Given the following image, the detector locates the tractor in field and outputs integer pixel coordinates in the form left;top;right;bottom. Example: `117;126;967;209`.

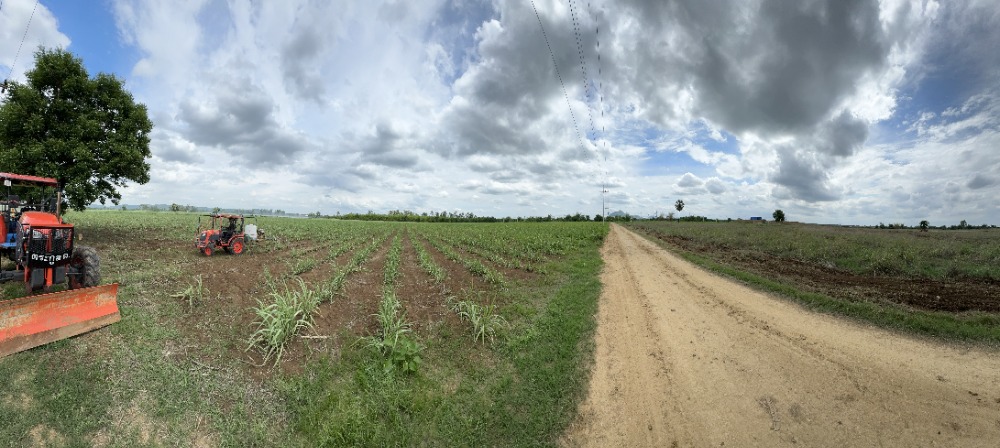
0;172;120;358
195;213;260;256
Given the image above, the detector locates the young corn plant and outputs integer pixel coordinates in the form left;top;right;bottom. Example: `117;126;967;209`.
375;292;408;347
362;291;423;374
291;257;317;275
428;237;505;285
412;238;447;283
327;238;359;261
448;297;508;345
383;234;402;288
326;234;386;298
171;275;208;309
247;278;321;364
261;267;279;292
361;234;422;374
328;269;351;297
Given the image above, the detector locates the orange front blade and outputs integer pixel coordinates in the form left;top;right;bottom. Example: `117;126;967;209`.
0;283;120;358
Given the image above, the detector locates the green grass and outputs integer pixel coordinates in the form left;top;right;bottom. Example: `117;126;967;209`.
487;249;604;445
1;298;287;447
0;352;114;446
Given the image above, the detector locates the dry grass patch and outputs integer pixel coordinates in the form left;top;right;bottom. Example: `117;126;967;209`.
29;425;66;448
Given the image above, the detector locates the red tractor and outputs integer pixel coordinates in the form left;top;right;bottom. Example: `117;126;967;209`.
0;172;120;358
195;213;256;256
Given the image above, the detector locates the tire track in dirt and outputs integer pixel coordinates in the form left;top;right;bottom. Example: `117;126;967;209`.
564;224;1000;447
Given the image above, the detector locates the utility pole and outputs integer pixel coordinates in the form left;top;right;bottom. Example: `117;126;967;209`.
602;182;607;222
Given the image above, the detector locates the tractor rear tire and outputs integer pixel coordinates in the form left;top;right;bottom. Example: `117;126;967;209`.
231;238;245;255
68;246;101;289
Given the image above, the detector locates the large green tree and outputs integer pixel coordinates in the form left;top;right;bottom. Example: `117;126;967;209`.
0;48;152;211
773;209;785;222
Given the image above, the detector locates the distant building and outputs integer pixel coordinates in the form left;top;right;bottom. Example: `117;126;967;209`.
750;216;763;221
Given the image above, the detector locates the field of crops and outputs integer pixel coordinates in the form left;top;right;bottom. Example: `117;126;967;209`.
1;211;608;446
628;220;1000;342
632;220;1000;280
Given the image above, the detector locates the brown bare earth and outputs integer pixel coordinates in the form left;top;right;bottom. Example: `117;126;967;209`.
640;229;1000;312
158;228;520;378
564;224;1000;447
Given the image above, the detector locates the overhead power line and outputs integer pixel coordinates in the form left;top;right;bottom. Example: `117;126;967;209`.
589;2;610;221
530;0;586;152
531;1;612;221
4;0;40;87
572;0;611;221
568;0;597;139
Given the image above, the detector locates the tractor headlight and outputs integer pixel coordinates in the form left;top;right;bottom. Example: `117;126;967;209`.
32;229;44;239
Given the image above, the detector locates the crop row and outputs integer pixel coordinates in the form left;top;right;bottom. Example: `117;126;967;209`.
420;233;506;285
247;228;391;362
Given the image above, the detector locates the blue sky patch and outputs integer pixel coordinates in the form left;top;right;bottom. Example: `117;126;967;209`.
617;121;721;177
43;0;135;79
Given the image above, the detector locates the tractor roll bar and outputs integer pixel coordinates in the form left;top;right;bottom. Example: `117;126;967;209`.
0;173;59;187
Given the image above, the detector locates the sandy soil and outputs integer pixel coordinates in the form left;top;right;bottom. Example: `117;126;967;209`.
564;224;1000;447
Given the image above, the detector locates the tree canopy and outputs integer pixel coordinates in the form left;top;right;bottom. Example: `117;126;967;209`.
0;48;152;211
773;209;785;222
674;199;685;213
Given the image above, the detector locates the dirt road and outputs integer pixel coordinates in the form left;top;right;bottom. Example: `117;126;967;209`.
564;224;1000;447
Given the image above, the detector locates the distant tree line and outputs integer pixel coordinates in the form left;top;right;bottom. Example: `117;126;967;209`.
333;210;623;223
876;220;996;230
647;214;714;222
119;204;290;216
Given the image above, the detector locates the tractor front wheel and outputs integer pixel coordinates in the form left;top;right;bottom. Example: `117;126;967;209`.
230;238;245;255
68;246;101;289
202;245;213;257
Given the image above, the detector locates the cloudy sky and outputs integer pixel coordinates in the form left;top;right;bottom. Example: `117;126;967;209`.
1;0;998;224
